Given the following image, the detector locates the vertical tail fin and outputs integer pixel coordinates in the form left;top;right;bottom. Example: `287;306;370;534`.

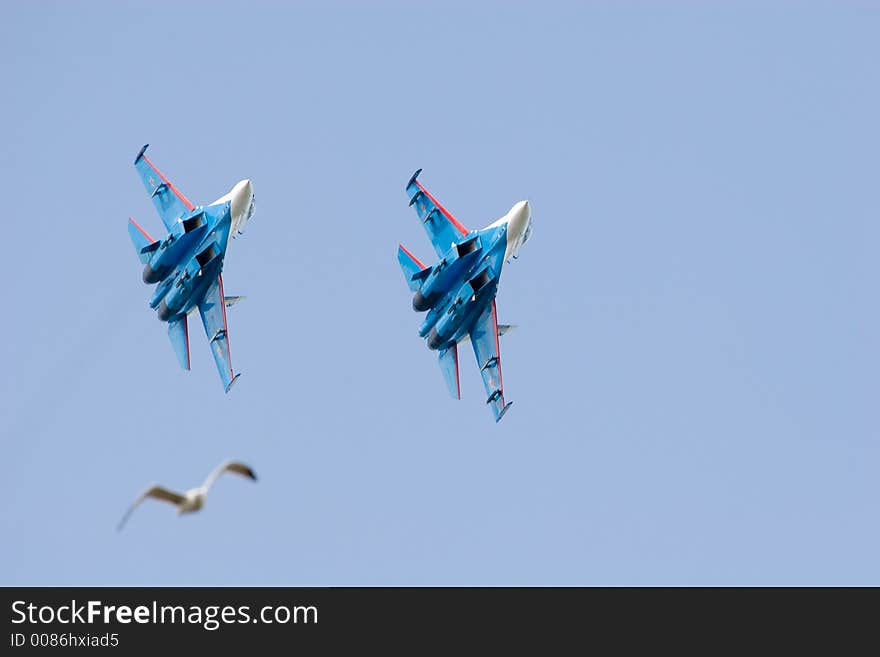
128;218;159;265
397;244;430;292
167;315;191;371
438;343;461;399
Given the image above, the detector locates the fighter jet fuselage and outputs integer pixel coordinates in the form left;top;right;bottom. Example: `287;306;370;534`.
127;145;255;392
397;169;531;421
414;201;530;350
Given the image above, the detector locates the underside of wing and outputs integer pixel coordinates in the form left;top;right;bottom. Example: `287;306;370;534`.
468;300;512;422
117;485;185;531
405;169;469;257
134;144;195;231
144;485;186;506
198;275;240;393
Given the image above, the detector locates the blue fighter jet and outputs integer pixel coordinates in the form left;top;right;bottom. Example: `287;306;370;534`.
397;170;532;422
127;145;255;392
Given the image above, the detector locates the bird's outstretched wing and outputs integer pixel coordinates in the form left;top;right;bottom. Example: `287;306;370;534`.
202;460;258;493
117;485;186;531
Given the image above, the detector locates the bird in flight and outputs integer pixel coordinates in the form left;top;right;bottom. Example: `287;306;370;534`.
118;460;257;531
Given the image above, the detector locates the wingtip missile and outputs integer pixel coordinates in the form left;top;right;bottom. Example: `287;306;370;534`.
407;168;423;189
135;144;149;164
496;402;513;422
224;373;241;393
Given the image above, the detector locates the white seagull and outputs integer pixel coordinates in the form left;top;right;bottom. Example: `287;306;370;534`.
118;460;257;530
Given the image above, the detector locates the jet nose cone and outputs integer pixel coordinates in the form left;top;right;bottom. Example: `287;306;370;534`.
514;200;530;222
235;179;252;202
230;179;255;233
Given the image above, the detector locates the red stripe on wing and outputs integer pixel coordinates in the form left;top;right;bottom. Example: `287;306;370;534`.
415;180;469;236
491;299;504;405
142;154;195;212
183;313;191;370
452;342;461;400
218;275;233;377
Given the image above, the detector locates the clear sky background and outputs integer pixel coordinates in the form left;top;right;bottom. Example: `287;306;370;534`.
2;1;878;585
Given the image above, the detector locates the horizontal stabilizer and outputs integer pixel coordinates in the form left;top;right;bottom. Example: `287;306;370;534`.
167;315;191;371
397;244;428;292
224;295;245;308
438;343;461;400
128;218;159;265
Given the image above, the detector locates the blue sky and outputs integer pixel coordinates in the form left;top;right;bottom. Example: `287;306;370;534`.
2;1;878;585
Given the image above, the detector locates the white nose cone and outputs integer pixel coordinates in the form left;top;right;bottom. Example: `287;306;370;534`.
230;179;254;234
504;200;531;261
